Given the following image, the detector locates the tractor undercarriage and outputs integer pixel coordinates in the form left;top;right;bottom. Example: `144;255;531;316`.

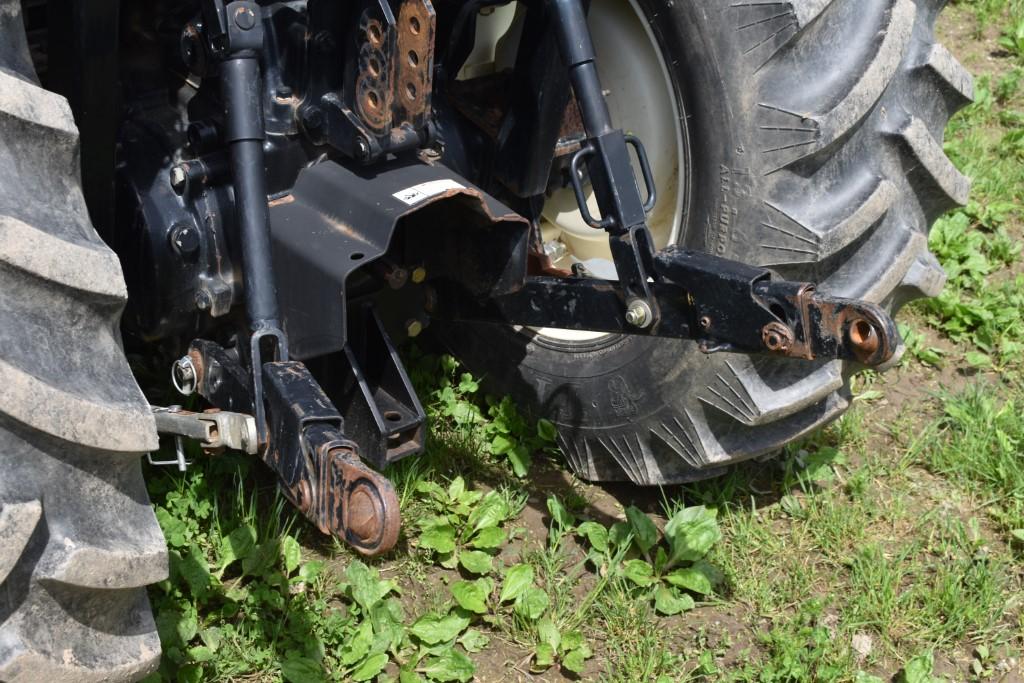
41;0;902;555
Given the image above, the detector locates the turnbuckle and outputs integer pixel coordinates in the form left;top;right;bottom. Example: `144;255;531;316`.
549;0;662;326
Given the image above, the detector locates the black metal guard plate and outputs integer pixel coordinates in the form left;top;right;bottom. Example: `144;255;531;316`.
269;159;528;359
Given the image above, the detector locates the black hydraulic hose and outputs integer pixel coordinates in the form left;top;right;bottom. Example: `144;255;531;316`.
221;53;280;330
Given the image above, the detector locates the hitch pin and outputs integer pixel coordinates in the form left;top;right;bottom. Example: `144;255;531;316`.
147;405;192;471
147;435;191;472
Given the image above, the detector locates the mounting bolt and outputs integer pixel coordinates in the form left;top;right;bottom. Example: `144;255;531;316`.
194;290;212;311
699;316;711;330
406;319;424;338
354;136;371;161
624;300;653;329
376;262;408;289
233;5;257;30
169;164;188;194
169;223;200;258
410;266;427;284
300;106;324;132
171;356;198;396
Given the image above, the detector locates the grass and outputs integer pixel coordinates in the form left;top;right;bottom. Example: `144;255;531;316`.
140;1;1024;680
910;384;1024;539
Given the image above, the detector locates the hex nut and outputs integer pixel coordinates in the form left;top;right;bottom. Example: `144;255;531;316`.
625;300;653;328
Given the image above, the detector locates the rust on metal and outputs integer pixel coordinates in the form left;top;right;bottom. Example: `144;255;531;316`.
187;347;206;387
356;0;436;135
847;318;880;357
761;321;794;353
316;440;400;556
761;285;899;365
254;361;403;556
395;0;436;126
270;431;400;556
356;12;393;132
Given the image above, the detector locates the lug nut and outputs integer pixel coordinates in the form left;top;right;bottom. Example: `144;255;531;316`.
625;300;653;329
410;266;427;284
172;356;198;396
406;319;423;338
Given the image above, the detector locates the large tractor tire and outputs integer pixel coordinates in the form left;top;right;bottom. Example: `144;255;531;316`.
0;2;167;680
441;0;972;484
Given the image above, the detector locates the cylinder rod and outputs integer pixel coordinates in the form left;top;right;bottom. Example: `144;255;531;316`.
221;52;280;329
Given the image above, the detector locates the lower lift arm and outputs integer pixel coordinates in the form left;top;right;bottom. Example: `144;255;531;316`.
447;247;899;366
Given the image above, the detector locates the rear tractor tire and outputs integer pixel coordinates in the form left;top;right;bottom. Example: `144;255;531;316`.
0;2;167;680
440;0;972;484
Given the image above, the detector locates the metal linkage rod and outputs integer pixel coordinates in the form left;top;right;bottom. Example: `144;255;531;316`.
550;0;613;138
202;0;289;445
217;1;282;333
548;0;660;327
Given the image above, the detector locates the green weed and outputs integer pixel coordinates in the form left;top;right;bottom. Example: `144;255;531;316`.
999;13;1024;59
413;475;525;574
594;582;688;682
405;352;557;478
144;456;402;682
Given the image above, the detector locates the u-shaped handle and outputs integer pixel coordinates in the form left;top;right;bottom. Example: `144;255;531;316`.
624;134;657;215
569;144;615;230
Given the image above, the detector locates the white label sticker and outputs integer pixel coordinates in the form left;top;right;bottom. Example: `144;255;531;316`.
392;179;465;206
